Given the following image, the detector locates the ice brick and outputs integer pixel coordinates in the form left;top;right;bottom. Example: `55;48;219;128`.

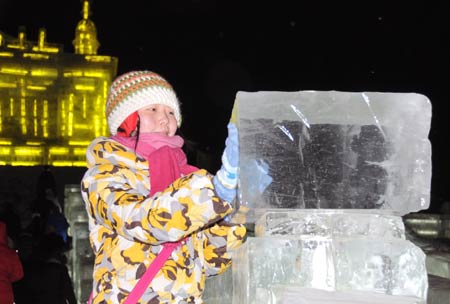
203;268;233;304
255;209;405;239
269;287;425;304
232;237;427;303
334;238;428;298
235;91;431;221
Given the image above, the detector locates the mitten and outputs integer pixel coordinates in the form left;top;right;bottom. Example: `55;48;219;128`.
213;123;239;203
247;159;272;194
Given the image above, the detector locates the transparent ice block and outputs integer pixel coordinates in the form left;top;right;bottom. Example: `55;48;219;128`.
203;268;233;304
255;209;405;239
269;287;425;304
234;91;432;222
232;237;427;303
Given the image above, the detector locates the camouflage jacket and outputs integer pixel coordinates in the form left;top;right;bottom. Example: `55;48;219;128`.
81;137;245;303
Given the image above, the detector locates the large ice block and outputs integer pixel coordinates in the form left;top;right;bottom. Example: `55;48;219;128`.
203;268;233;304
232;237;428;303
269;287;425;304
255;209;405;239
334;237;428;297
234;91;431;221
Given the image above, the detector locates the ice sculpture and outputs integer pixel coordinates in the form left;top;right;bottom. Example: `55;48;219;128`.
202;91;432;304
232;237;427;303
268;287;425;304
235;91;431;221
255;210;406;239
64;185;94;304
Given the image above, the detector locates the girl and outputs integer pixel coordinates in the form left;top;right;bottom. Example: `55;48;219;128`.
81;70;244;303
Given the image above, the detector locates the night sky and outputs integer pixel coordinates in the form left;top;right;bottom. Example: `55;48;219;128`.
0;0;449;211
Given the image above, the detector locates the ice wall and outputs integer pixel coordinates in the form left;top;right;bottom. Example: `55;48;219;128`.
236;91;432;221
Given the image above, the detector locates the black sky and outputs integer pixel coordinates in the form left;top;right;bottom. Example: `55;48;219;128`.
0;0;449;211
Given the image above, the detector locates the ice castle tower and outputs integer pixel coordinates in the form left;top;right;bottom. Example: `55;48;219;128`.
205;91;431;304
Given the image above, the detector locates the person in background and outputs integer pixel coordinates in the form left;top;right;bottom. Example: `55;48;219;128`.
45;189;71;249
31;166;62;244
19;232;77;304
81;70;245;303
0;221;24;304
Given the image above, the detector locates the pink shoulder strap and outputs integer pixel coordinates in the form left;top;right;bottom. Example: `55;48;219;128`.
88;241;182;304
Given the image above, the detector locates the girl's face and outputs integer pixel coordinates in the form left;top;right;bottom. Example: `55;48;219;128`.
137;104;178;136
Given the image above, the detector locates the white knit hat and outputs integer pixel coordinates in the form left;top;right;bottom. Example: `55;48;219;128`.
105;71;181;135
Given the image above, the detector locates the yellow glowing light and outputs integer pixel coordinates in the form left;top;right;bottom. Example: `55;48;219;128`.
27;85;47;91
82;95;87;118
0;1;117;168
31;68;58;77
33;99;38;136
20;98;27;135
20;117;27;135
23;53;50;60
40;80;55;86
63;71;83;77
68;140;91;146
103;80;108;98
15;147;43;156
75;84;95;91
0;147;11;155
9;98;14;116
0;161;6;166
31;46;60;54
26;141;43;146
49;147;69;155
73;147;87;156
1;67;28;75
84;70;105;78
95;95;101;108
43;100;49;138
68;96;74;136
94;115;100;137
6;43;26;50
85;55;111;63
0;52;14;57
74;123;89;129
11;161;40;166
73;161;87;167
61;99;66;136
0;83;17;88
52;161;74;167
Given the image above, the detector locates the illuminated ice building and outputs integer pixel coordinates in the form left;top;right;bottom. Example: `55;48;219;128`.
0;0;118;167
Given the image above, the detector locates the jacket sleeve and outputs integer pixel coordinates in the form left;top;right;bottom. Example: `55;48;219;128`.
202;220;246;277
81;161;233;245
10;252;24;283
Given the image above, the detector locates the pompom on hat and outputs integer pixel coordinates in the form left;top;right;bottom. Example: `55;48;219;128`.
105;71;182;136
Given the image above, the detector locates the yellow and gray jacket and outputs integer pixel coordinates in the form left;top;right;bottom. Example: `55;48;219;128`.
81;136;246;303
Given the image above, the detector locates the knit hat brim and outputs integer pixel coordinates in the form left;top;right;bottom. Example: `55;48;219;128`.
108;86;181;135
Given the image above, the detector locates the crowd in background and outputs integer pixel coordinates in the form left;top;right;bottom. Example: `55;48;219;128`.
0;165;77;304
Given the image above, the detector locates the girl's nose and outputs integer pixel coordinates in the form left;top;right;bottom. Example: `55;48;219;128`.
159;112;168;125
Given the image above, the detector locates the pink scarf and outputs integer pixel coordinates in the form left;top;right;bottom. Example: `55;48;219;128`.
111;134;198;195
